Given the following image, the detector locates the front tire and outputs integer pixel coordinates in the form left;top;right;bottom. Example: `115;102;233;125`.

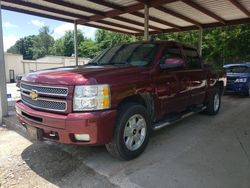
205;87;221;115
106;103;151;160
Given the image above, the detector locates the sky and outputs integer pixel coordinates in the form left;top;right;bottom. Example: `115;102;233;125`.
2;10;97;51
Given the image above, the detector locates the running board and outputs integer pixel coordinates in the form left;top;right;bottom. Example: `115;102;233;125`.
152;106;207;131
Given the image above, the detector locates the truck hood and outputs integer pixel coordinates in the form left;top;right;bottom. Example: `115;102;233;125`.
21;65;144;85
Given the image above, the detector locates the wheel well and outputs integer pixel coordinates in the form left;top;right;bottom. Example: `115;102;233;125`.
117;94;155;122
118;95;147;109
215;81;224;95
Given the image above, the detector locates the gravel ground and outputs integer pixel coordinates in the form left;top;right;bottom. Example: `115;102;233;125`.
0;95;250;188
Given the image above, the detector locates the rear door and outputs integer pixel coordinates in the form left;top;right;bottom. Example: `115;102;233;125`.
183;47;206;106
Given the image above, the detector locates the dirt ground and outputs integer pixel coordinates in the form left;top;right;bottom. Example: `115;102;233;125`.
1;95;250;188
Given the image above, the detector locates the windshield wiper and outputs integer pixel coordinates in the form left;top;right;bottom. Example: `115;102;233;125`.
107;61;130;65
87;61;99;65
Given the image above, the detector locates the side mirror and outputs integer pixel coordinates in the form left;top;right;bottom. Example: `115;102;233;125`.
160;58;184;69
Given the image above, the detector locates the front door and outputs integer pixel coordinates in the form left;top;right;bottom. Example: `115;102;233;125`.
154;45;188;119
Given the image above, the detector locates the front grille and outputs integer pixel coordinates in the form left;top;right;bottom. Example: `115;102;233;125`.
20;82;68;112
227;77;237;84
21;93;67;112
20;83;68;96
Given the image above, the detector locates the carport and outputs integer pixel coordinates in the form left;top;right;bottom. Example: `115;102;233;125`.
1;0;250;123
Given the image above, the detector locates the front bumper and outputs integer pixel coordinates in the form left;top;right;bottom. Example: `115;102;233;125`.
16;100;117;145
226;82;249;93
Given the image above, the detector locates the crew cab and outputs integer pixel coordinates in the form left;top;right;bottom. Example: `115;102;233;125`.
224;63;250;96
16;41;226;160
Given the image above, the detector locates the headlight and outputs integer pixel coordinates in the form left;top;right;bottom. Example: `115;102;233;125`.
235;78;247;83
73;84;110;111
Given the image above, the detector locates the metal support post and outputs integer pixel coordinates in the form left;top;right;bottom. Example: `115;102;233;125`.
74;20;78;66
0;6;8;124
198;27;203;56
144;4;149;41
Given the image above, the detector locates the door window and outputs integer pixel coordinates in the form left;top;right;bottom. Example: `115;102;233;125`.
160;46;184;68
183;48;201;69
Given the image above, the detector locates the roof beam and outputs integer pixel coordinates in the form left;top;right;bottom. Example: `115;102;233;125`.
181;0;226;24
78;0;179;24
97;20;144;33
130;12;181;30
2;0;89;21
156;6;202;27
42;0;163;32
84;23;135;35
228;0;250;17
113;16;163;31
43;0;105;16
90;0;125;11
1;5;74;23
138;0;179;6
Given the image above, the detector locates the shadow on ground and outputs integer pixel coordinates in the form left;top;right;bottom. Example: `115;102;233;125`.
21;142;118;187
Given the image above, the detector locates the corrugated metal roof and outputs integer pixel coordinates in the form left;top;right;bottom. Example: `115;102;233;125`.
239;0;250;12
149;8;193;27
67;0;113;12
192;0;247;20
164;1;217;24
1;0;250;35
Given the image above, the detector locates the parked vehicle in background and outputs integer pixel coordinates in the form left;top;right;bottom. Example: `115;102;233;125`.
16;41;226;160
224;63;250;96
16;75;23;88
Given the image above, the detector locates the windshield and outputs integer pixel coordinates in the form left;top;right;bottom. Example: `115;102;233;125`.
226;66;250;73
89;43;158;67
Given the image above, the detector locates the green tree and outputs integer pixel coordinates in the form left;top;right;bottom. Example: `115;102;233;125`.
96;29;135;50
7;35;35;60
32;26;54;59
79;39;99;58
51;30;85;57
50;38;64;56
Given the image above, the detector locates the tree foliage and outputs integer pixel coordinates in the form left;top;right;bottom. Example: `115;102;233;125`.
7;35;35;60
95;29;135;50
79;39;99;58
51;30;85;57
32;26;54;59
7;26;54;60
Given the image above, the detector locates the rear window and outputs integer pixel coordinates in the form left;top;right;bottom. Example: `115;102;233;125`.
226;66;250;73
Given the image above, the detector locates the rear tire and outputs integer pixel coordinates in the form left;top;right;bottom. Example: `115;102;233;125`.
205;87;221;115
106;103;151;160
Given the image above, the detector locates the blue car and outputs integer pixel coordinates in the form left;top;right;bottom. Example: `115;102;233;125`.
224;63;250;96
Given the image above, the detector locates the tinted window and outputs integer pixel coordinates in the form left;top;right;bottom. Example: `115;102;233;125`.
160;46;183;64
184;48;201;69
90;43;158;67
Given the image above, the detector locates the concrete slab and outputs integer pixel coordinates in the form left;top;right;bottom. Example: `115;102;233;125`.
1;95;250;188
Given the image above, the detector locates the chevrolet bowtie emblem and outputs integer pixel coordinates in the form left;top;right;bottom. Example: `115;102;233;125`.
30;90;38;100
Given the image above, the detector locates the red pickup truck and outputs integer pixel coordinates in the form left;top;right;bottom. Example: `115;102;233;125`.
16;41;226;160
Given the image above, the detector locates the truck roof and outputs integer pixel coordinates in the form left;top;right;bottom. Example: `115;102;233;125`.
119;40;197;50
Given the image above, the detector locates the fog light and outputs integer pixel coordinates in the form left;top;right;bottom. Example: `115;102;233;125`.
74;134;90;141
16;107;21;115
